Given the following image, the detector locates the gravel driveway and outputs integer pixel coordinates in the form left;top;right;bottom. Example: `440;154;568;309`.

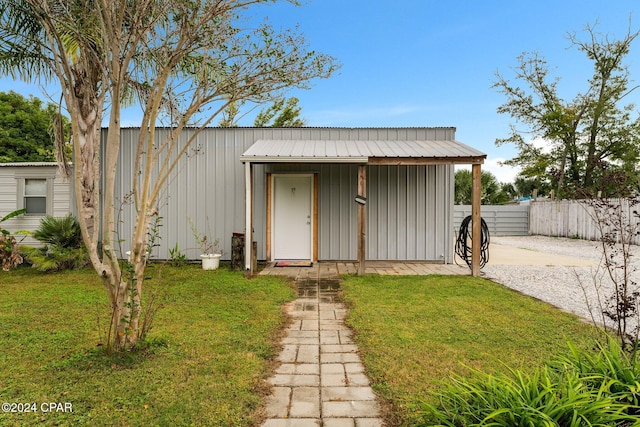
482;235;640;333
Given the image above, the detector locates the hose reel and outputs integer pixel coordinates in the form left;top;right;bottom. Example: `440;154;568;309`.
455;215;490;270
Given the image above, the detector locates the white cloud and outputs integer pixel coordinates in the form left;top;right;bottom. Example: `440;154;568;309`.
530;136;553;153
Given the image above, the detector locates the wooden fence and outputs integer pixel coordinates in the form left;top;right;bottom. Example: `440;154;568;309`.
529;199;640;244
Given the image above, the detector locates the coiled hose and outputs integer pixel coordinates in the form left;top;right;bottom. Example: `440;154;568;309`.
455;215;490;270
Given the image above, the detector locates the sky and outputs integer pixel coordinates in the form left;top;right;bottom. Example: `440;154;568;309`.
1;0;639;183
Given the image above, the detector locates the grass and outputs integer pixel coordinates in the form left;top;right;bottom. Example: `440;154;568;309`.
0;266;609;426
0;264;295;426
341;274;602;426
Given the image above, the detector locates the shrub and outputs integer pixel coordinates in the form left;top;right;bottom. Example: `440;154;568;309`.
23;245;89;272
23;214;88;272
33;213;83;249
0;209;27;271
425;340;640;426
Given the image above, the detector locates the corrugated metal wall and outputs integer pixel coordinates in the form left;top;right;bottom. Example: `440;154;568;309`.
453;204;530;236
108;127;455;262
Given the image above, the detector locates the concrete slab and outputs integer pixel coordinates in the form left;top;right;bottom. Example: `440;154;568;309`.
296;345;319;364
263;419;321;427
322;387;377;401
265;387;291;418
320;330;340;345
322;344;359;353
290;387;320;418
269;374;320;387
321;373;348;387
321;363;346;374
277;364;319;375
321;353;362;364
355;419;385;427
487;243;596;266
323;420;355;427
322;401;381;417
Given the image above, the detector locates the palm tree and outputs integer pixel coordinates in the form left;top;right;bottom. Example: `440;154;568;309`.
0;0;106;235
0;0;115;345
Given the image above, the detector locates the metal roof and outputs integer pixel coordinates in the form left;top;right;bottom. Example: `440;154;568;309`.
0;162;60;167
240;139;486;164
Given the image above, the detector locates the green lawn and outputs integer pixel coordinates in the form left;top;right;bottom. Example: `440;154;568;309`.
0;264;295;426
341;274;602;426
1;266;605;426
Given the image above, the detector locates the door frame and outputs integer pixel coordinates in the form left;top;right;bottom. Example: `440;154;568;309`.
266;173;318;262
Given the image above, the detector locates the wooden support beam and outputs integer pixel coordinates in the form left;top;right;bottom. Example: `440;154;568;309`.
357;165;367;275
471;163;481;277
244;162;254;275
367;156;486;166
265;173;271;261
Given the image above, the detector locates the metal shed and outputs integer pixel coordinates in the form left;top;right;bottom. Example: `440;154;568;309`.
110;127;486;275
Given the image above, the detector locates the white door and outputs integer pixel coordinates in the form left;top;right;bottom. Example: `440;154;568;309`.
273;175;312;260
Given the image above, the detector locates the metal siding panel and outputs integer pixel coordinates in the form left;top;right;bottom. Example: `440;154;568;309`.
427;165;438;261
319;164;332;259
434;165;446;261
362;164;450;261
387;167;398;259
341;165;356;259
406;166;417;258
367;166;378;259
368;166;379;259
376;166;389;259
396;166;407;259
415;166;426;259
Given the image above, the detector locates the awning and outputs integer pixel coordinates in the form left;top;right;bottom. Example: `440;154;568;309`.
240;139;486;164
241;137;486;278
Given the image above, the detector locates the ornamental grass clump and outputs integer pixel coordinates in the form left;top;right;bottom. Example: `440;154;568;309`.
551;340;640;416
425;339;640;426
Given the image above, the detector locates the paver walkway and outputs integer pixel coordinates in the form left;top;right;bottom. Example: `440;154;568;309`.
261;266;385;426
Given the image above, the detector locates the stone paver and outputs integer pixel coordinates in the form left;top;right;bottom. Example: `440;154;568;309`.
261;267;385;426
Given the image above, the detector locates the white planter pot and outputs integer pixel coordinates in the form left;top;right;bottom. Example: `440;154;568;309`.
201;253;222;270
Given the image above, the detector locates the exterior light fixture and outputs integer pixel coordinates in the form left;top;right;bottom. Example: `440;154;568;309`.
354;195;367;205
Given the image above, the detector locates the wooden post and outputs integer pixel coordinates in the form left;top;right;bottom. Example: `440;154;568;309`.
357;165;367;275
471;163;481;277
244;162;254;275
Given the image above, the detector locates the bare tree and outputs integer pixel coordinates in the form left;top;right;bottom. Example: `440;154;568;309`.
580;194;640;349
0;0;338;352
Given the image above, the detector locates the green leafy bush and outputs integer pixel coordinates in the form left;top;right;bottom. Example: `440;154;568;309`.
425;340;640;426
23;214;88;272
23;245;89;272
32;213;83;248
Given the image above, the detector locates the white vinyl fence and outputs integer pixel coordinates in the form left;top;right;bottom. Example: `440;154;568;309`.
529;199;640;245
454;205;530;236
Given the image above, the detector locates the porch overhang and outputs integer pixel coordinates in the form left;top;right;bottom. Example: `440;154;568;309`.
241;139;487;277
239;139;486;165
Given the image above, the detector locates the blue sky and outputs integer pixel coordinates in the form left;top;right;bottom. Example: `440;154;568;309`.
1;0;639;182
